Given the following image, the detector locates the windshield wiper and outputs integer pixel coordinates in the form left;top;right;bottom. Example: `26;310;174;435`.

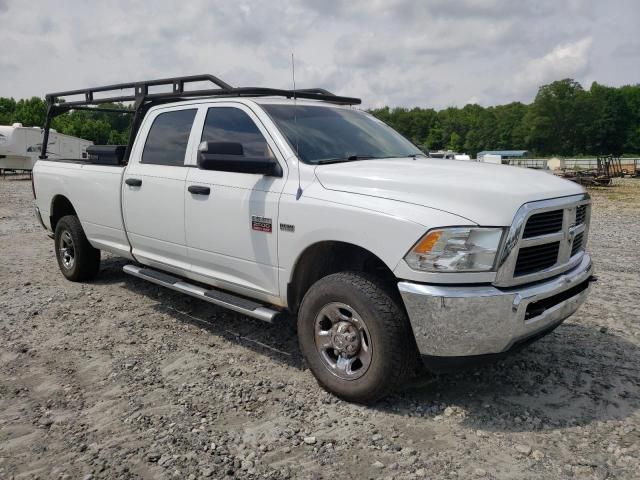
315;155;375;165
315;153;426;164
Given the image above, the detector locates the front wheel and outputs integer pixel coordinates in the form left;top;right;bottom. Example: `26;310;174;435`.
54;215;101;281
297;272;416;403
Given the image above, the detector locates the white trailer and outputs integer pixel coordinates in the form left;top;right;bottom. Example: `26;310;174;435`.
479;154;503;164
0;123;92;172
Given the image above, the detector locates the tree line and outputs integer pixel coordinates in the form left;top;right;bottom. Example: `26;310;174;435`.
1;78;639;157
372;79;640;157
0;97;131;145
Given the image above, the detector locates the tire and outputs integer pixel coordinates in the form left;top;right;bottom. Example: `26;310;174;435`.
297;271;416;403
54;215;101;282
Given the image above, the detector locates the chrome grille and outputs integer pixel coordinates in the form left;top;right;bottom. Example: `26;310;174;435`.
571;232;584;256
495;194;591;287
522;210;563;238
514;241;560;276
575;205;587;225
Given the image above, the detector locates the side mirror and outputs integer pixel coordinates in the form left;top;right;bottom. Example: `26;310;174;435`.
197;141;282;176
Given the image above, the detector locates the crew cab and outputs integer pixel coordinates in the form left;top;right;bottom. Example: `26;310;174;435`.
32;75;595;403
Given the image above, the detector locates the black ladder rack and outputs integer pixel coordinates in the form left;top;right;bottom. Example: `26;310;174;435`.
40;73;361;161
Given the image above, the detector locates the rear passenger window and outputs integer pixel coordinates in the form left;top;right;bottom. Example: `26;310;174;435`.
201;107;273;159
142;109;197;166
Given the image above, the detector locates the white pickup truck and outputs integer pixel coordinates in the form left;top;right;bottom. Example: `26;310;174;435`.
33;75;594;403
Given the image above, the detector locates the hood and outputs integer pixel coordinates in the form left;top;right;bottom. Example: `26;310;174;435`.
315;158;585;226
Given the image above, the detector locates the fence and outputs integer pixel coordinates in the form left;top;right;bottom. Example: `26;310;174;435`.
503;157;640;173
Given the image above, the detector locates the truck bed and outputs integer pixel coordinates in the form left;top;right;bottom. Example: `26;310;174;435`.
33;159;133;259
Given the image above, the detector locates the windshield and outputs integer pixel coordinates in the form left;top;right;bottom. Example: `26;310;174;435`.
262;104;424;164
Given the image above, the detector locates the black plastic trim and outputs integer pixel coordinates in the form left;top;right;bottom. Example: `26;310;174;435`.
187;185;210;195
524;278;590;320
125;178;142;187
421;319;565;373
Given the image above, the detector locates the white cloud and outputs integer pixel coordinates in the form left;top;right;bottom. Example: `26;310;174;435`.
512;38;593;96
0;0;637;108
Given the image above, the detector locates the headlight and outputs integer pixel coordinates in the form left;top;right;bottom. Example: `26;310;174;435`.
404;227;504;272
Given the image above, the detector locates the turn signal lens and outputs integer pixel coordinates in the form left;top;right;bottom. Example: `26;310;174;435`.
413;230;442;254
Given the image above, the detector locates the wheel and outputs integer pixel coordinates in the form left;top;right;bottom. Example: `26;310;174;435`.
297;271;416;403
54;215;100;281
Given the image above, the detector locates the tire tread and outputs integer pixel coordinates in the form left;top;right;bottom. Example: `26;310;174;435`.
298;271;416;403
55;215;100;282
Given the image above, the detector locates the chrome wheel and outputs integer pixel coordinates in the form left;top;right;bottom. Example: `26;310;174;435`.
314;302;373;380
59;230;75;269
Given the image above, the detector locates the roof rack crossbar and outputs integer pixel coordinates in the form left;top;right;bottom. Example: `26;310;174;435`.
51;87;359;109
45;74;233;102
62;106;135;114
40;73;361;160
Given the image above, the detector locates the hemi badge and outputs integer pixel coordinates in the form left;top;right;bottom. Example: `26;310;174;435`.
280;223;295;233
251;215;272;233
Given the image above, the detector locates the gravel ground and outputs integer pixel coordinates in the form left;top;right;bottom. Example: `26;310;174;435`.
1;175;639;480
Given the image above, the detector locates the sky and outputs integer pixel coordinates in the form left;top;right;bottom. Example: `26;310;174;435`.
1;0;638;109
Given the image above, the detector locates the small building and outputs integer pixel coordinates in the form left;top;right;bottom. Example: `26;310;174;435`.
546;157;564;171
477;150;529;162
428;150;471;161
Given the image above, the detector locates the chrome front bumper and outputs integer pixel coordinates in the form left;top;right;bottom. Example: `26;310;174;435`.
398;254;594;357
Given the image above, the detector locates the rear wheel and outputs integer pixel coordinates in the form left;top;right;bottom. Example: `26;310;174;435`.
297;271;416;403
54;215;100;281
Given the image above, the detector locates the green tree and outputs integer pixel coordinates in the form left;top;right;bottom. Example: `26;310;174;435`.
370;80;640;158
12;97;47;127
0;97;16;125
425;124;445;151
586;82;631;155
447;132;462;151
51;103;132;145
620;84;640;153
526;79;590;156
493;102;528;150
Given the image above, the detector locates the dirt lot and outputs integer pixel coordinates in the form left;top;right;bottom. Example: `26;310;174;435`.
1;176;639;480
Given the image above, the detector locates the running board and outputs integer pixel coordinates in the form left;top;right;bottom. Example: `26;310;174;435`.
123;264;281;323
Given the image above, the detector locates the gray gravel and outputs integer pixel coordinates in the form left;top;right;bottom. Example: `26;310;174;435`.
1;174;639;479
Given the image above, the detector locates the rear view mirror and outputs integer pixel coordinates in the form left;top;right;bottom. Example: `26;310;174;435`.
197;141;282;176
200;141;244;156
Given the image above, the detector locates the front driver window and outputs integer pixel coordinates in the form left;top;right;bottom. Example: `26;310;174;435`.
201;107;273;160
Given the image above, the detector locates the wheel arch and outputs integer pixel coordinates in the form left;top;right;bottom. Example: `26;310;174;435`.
50;195;77;232
286;241;397;314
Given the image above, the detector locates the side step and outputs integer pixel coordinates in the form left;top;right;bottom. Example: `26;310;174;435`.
123;265;282;323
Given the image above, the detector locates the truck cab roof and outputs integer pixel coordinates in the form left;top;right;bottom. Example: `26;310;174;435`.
145;96;357;112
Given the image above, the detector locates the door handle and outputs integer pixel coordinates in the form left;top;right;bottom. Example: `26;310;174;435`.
125;178;142;187
188;185;210;195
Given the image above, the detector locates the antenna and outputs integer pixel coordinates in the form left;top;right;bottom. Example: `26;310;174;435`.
292;52;303;200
